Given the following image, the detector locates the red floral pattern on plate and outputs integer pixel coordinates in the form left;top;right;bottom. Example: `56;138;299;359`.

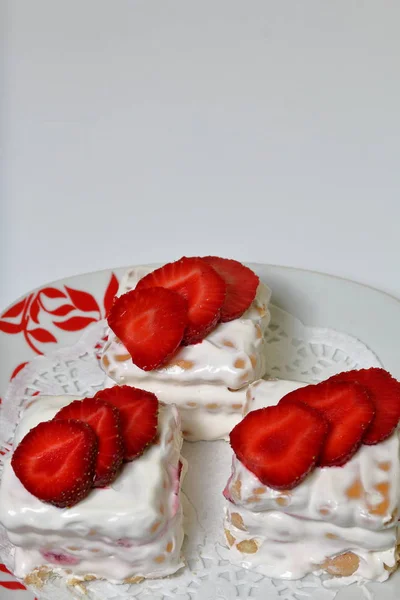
0;273;119;597
0;273;118;356
0;563;37;597
0;564;26;590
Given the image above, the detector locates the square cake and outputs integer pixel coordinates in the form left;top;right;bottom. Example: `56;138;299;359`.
101;260;271;441
0;393;185;584
223;372;400;581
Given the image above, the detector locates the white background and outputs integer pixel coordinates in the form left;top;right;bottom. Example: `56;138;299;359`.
1;0;399;311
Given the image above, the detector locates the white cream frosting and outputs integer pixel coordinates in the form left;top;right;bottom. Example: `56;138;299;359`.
224;379;400;581
100;265;271;441
0;395;186;583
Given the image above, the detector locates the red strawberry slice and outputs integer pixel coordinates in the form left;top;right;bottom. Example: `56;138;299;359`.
54;398;124;487
202;256;260;322
135;257;226;344
280;381;375;467
327;368;400;445
108;287;188;370
11;420;98;508
94;386;158;461
229;401;328;490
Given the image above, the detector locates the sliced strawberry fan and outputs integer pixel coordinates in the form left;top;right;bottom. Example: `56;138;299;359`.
230;368;400;490
106;256;263;370
11;386;160;507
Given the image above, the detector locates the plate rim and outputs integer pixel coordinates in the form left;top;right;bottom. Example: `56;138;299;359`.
2;261;399;315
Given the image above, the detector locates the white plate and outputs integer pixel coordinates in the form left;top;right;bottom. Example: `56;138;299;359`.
1;263;400;599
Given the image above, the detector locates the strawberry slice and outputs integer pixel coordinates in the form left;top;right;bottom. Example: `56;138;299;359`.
202;256;259;322
108;287;188;370
135;257;226;344
54;398;124;487
230;401;327;490
280;381;375;467
327;368;400;445
11;420;98;507
94;386;158;461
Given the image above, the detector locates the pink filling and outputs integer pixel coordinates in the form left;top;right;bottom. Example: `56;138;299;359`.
223;473;234;503
115;538;133;548
169;460;183;517
177;460;183;480
40;550;80;566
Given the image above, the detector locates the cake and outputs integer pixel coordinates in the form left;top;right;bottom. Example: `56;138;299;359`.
0;388;186;584
223;369;400;581
100;257;271;441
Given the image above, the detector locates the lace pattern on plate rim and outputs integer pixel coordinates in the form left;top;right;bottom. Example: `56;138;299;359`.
0;308;391;600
